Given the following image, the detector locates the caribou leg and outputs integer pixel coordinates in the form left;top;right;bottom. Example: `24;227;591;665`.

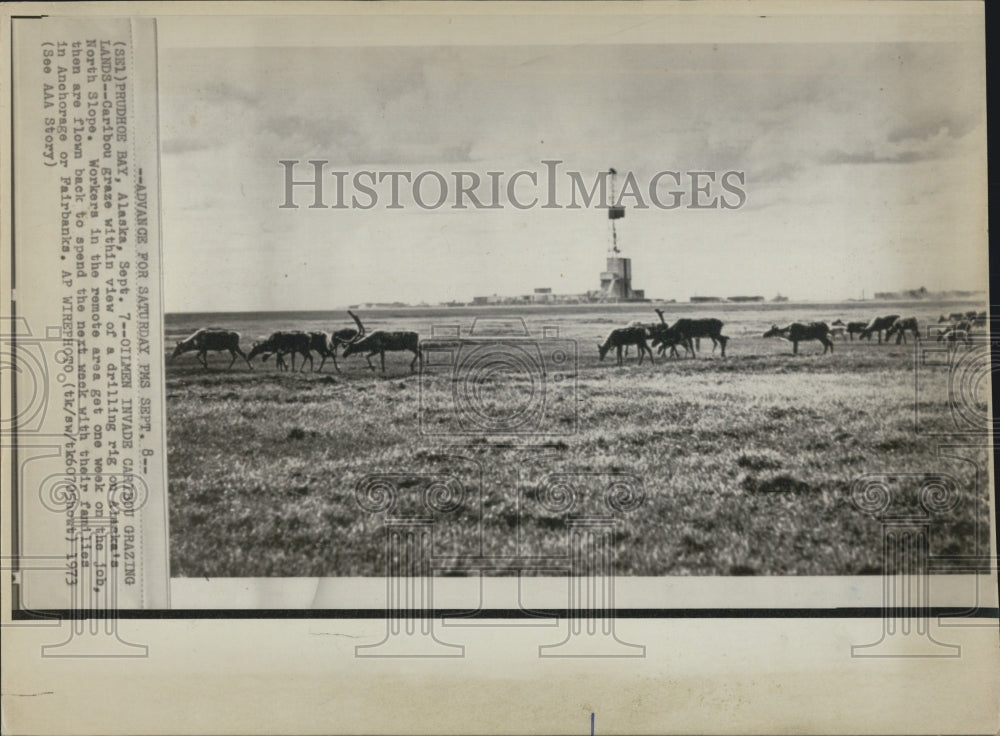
234;346;252;369
380;350;387;374
792;340;799;355
227;350;238;370
365;352;376;371
409;349;419;373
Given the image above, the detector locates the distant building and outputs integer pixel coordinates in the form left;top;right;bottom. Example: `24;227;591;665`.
600;256;631;299
728;295;765;303
532;287;553;304
599;256;645;301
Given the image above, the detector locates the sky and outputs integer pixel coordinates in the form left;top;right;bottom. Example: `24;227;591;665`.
157;10;987;312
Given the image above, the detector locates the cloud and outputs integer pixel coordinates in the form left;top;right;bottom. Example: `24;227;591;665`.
200;81;261;107
751;161;802;184
819;147;943;166
887;113;978;144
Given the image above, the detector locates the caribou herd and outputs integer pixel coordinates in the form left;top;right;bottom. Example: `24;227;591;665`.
171;311;421;374
170;308;989;372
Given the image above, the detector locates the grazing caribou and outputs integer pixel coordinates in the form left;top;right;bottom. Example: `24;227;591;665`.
885;317;919;344
308;331;339;372
828;319;849;340
248;331;314;371
938;326;972;347
940;313;967;323
763;322;834;355
859;315;900;343
620;320;649;357
654;310;728;357
342;331;421;373
170;328;252;370
619;320;686;358
846;321;868;340
648;323;689;358
598;326;654;366
331;310;366;353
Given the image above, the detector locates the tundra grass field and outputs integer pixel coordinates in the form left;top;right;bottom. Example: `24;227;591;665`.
165;300;992;578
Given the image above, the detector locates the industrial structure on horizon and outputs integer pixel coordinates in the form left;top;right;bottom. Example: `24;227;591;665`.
473;168;648;305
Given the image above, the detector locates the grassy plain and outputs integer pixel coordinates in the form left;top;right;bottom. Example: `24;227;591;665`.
165;300;992;577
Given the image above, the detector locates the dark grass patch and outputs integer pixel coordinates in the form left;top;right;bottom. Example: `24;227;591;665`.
736;452;783;471
740;473;813;494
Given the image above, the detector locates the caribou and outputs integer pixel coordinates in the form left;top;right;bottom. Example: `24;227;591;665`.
620;320;687;359
248;331;314;371
937;325;973;347
331;310;366;353
170;328;252;370
598;326;654;366
654;309;728;357
858;315;900;343
846;321;868;340
648;323;689;359
885;317;919;344
308;331;339;372
763;322;834;355
939;313;967;323
342;330;422;373
620;320;651;357
829;319;856;340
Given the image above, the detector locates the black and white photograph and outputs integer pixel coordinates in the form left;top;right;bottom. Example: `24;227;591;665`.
156;12;992;593
3;3;998;735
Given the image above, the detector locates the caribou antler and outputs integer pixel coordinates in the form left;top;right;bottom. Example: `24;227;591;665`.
654;308;667;326
347;310;366;342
